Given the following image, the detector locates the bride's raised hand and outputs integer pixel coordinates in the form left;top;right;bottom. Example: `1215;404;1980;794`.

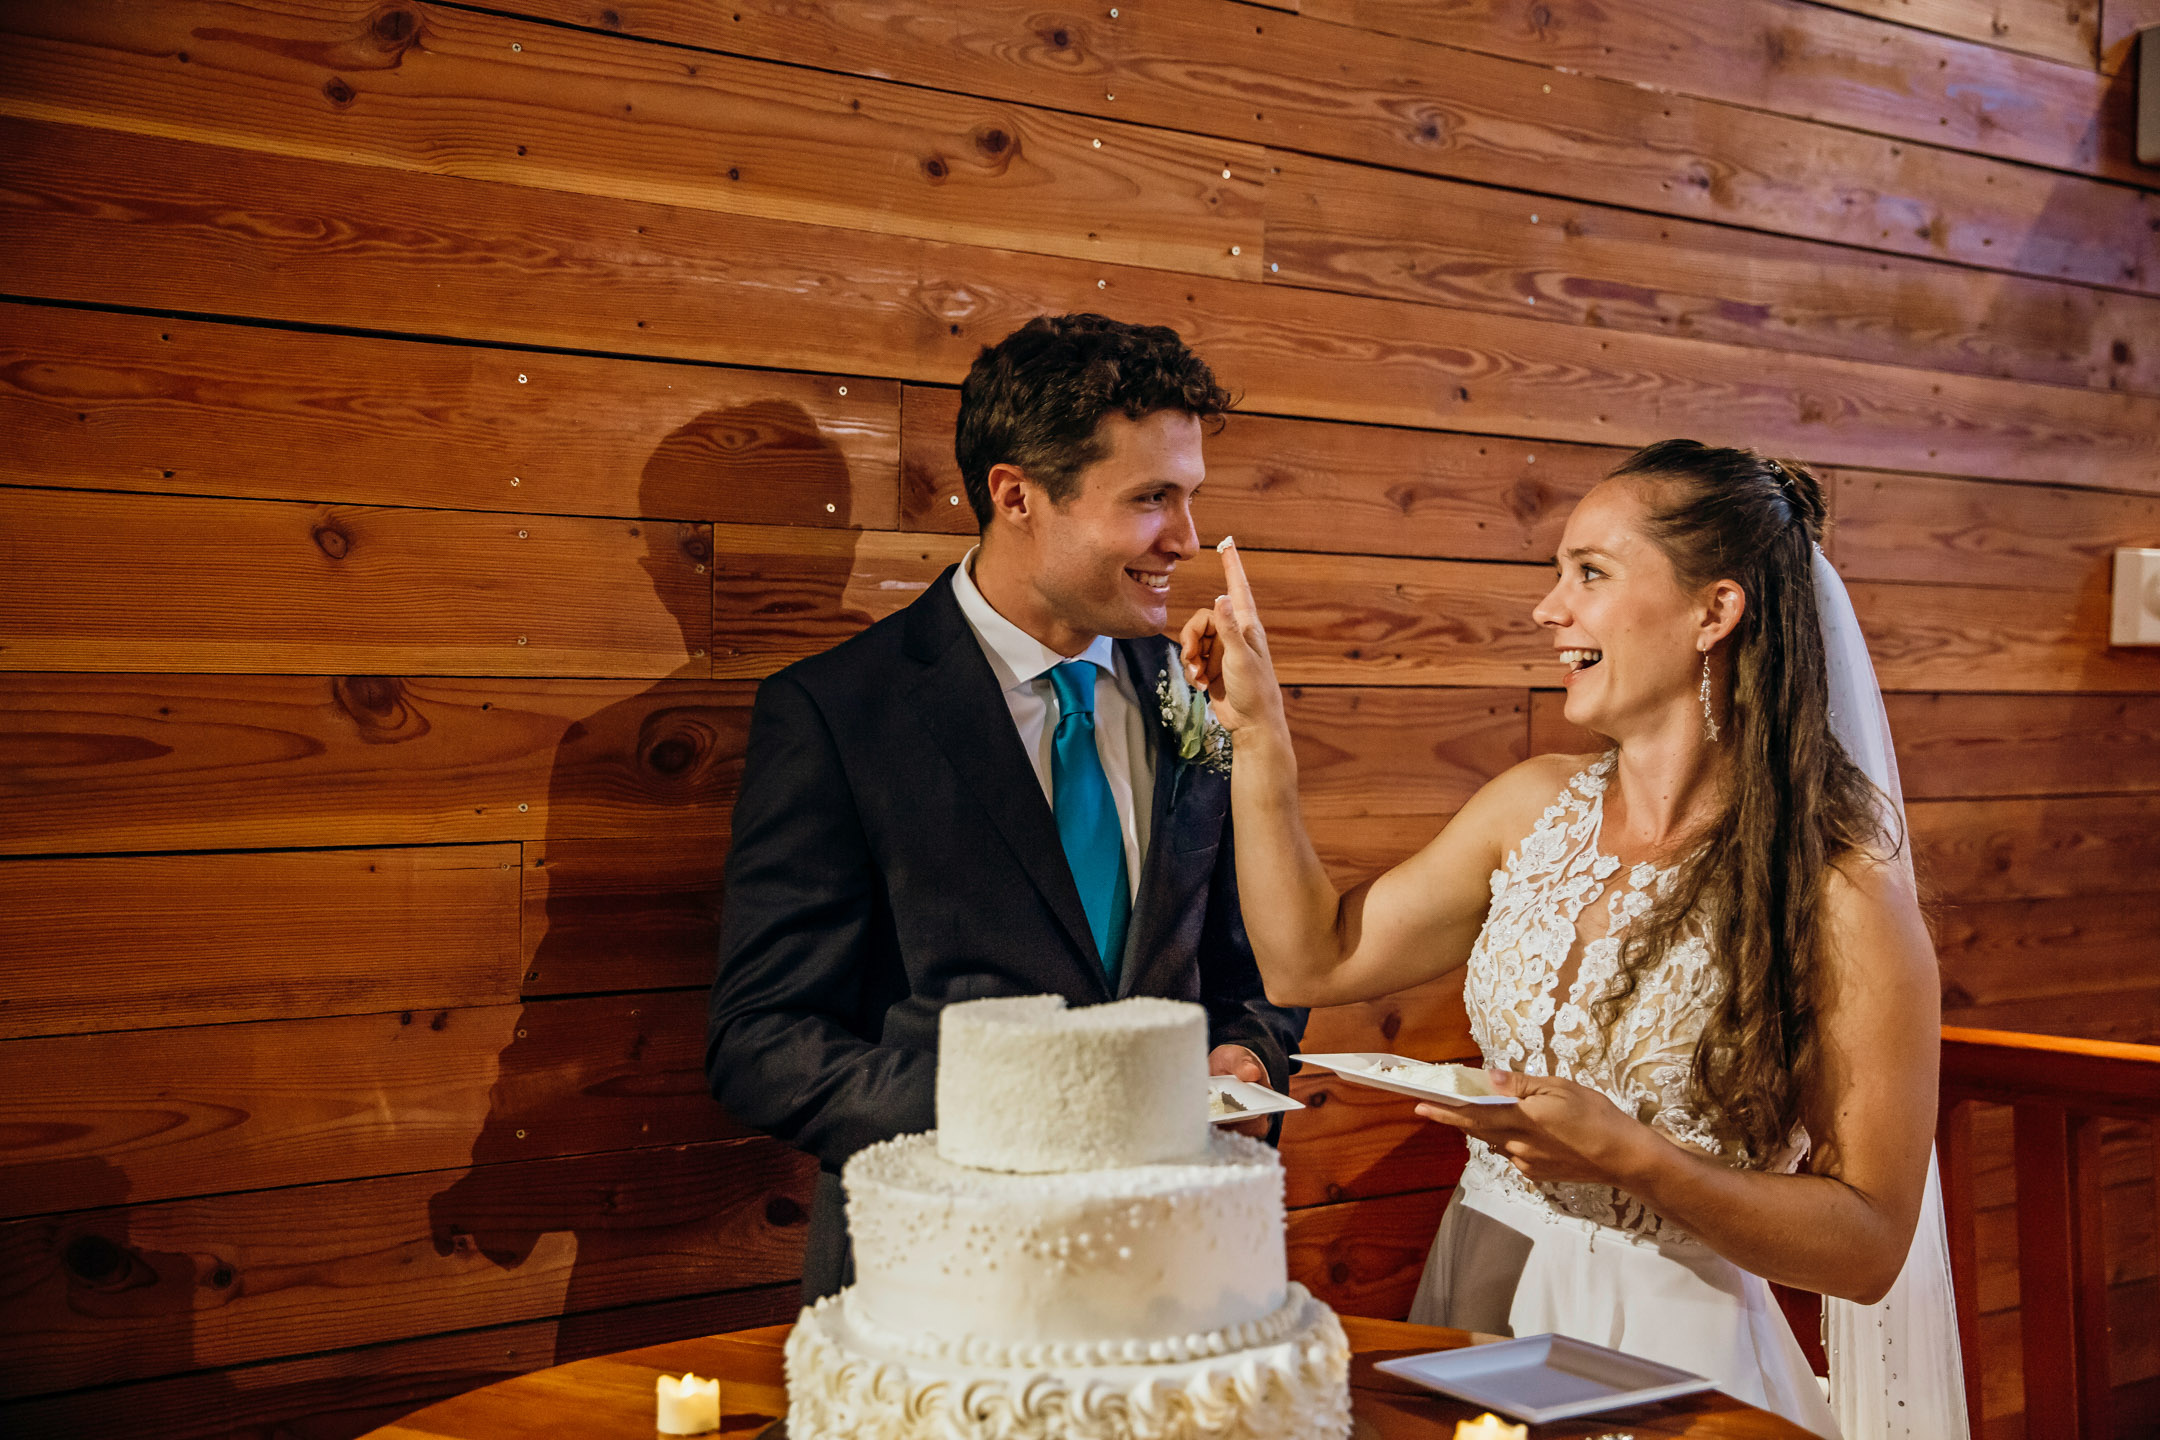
1177;538;1286;737
1414;1071;1660;1188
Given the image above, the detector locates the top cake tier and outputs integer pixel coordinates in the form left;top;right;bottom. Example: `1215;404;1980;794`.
935;995;1210;1173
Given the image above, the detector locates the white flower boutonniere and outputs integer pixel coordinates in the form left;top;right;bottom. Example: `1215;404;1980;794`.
1156;664;1233;774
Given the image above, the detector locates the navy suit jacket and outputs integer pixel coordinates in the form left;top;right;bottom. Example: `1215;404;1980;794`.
707;567;1306;1297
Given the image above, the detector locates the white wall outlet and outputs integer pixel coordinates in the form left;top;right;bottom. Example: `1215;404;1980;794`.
2111;548;2160;646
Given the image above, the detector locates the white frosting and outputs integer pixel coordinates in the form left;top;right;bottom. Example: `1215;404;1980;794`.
935;995;1210;1173
845;1130;1286;1348
786;1285;1354;1440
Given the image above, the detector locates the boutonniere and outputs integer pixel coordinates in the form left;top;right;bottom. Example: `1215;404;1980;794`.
1156;665;1233;774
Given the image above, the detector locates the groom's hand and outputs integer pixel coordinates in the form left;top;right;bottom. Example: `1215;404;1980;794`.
1177;538;1284;735
1209;1043;1272;1138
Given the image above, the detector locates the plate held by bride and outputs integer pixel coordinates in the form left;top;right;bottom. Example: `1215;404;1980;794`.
1293;1053;1520;1106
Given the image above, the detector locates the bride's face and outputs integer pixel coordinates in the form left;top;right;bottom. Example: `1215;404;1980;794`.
1532;479;1711;741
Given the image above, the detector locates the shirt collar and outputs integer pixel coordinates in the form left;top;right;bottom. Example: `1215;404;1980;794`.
952;547;1118;694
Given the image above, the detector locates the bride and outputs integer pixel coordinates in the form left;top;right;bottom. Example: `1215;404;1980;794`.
1180;440;1965;1438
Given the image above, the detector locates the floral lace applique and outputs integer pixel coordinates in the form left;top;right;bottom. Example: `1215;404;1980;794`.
1459;754;1768;1243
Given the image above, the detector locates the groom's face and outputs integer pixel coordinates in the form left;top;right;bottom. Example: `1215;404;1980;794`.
1013;409;1206;641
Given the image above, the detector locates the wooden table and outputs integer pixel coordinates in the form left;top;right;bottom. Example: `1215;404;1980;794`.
369;1316;1812;1439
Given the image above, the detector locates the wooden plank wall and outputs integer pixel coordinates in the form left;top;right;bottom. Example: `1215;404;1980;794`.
0;2;2153;1435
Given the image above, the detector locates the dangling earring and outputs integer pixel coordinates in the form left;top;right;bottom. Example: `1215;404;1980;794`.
1699;647;1720;742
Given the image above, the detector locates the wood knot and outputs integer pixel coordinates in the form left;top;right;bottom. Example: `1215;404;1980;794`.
1047;27;1071;47
1418;121;1441;142
1329;1261;1350;1285
600;7;621;26
646;734;699;776
2113;340;2133;365
1380;1010;1402;1041
975;127;1010;156
323;77;356;107
371;8;420;48
208;1263;236;1289
64;1234;125;1282
765;1196;807;1228
921;156;948;180
677;528;712;566
313;523;350;559
1309;1088;1329;1107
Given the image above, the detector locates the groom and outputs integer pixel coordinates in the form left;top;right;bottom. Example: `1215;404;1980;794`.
708;313;1307;1301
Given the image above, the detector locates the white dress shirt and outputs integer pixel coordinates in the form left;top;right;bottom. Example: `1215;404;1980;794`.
950;549;1154;902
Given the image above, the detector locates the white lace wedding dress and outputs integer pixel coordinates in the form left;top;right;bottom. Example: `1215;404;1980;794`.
1407;753;1841;1438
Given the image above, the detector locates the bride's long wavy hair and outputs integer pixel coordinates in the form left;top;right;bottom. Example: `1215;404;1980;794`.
1593;439;1902;1163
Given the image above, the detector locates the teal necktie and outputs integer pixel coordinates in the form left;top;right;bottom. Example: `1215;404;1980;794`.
1048;661;1130;981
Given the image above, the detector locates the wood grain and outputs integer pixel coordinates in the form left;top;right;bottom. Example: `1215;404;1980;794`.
0;994;738;1218
1302;975;1477;1064
1884;693;2160;798
1851;576;2160;693
0;488;710;677
1297;0;2137;182
2;1285;799;1440
0;0;1264;281
1938;895;2160;1013
8;116;2160;493
0;1135;815;1399
1806;0;2096;69
499;0;2159;295
1280;1071;1468;1210
708;524;1555;686
2100;0;2160;73
0;674;750;856
1832;469;2160;591
1267;149;2160;398
901;382;1614;556
0;302;902;525
1910;794;2160;901
1284;687;1528;821
0;845;521;1039
522;837;724;997
1284;1186;1450;1320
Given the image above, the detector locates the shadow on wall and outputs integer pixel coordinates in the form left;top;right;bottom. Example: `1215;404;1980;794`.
420;401;854;1385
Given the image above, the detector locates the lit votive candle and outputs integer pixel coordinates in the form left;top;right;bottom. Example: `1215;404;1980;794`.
655;1372;720;1435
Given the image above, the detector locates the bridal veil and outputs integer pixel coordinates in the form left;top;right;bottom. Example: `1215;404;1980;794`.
1811;544;1971;1439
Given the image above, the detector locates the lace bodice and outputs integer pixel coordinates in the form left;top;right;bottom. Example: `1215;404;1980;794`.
1460;754;1783;1243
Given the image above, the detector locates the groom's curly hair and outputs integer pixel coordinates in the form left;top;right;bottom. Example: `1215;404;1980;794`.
955;314;1233;528
1597;439;1907;1165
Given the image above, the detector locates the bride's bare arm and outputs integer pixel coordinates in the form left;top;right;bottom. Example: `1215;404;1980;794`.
1181;543;1565;1009
1424;854;1940;1303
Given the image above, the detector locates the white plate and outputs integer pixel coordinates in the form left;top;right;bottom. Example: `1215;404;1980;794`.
1207;1074;1303;1125
1374;1334;1715;1423
1291;1052;1518;1106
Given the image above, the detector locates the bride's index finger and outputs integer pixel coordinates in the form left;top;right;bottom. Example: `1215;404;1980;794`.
1215;535;1260;629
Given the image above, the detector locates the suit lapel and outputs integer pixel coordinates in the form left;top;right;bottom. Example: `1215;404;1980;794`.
1117;636;1181;998
906;572;1109;992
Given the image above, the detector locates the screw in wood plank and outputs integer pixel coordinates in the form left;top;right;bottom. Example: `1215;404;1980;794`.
1092;138;1102;149
517;635;528;645
838;385;847;395
511;42;521;51
1106;93;1115;100
1097;279;1107;288
518;803;528;812
1108;6;1118;14
1221;168;1231;179
517;529;528;538
826;503;837;513
1229;246;1241;256
1270;262;1278;272
1525;295;1535;304
517;1029;527;1038
516;1129;526;1138
517;373;528;383
1531;214;1539;223
695;563;706;573
510;476;521;486
950;495;961;505
1543;83;1551;92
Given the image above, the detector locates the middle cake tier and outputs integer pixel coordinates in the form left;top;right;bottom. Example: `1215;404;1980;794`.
844;1128;1288;1350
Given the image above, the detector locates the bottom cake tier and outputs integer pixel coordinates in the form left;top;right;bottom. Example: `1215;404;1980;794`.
783;1281;1353;1440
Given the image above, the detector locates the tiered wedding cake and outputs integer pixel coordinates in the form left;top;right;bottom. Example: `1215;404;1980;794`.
785;994;1353;1439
